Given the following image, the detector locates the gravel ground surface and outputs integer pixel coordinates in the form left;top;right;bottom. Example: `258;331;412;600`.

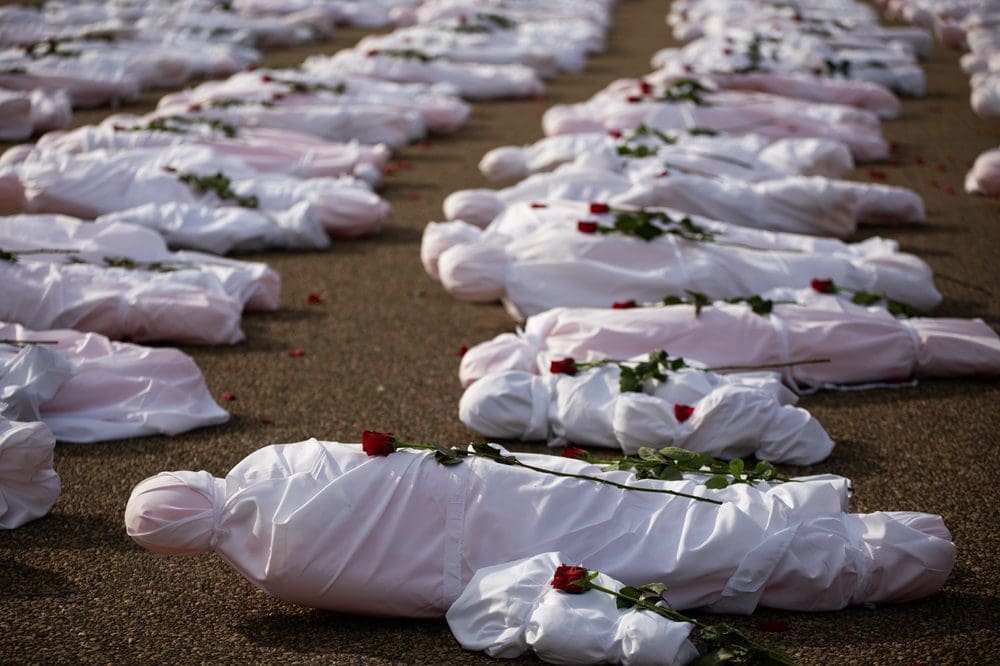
1;1;998;664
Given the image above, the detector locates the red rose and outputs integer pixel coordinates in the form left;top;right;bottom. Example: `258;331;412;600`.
608;129;623;139
612;300;637;309
288;348;305;358
560;446;589;460
626;95;642;103
551;565;589;593
589;203;610;214
577;220;599;233
638;80;652;96
362;430;396;456
550;359;578;376
810;278;836;294
530;202;548;209
260;74;273;83
220;392;237;401
187;104;202;112
306;292;323;304
674;404;695;423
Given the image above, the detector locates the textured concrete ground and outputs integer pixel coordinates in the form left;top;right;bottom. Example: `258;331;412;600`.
1;1;998;664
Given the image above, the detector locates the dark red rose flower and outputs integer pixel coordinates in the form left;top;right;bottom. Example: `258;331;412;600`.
626;95;642;103
755;619;789;633
589;203;610;214
458;345;469;357
550;358;578;376
608;129;623;139
810;278;836;294
306;292;323;304
187;103;202;112
260;74;273;83
530;202;548;209
288;348;305;358
612;300;637;309
560;446;589;460
362;430;396;456
551;565;589;593
221;392;237;401
577;220;599;233
674;404;695;423
638;80;652;96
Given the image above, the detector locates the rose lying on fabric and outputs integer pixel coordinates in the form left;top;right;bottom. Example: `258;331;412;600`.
577;220;598;233
674;404;695;423
550;359;578;376
362;430;396;456
811;278;836;294
551;565;588;593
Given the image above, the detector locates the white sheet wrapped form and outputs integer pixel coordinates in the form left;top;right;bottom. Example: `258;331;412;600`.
0;324;229;443
0;418;59;529
460;361;834;464
125;440;954;615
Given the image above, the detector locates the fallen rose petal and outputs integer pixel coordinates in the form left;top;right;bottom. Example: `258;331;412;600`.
221;392;237;401
674;404;695;423
306;293;323;304
458;345;469;357
755;619;789;633
288;349;305;358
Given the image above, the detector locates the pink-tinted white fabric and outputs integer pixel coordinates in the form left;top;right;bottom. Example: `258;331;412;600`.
0;418;59;529
965;148;1000;197
447;552;700;665
124;440;953;615
305;49;545;100
7;144;388;237
444;165;923;234
1;323;229;443
459;363;834;464
0;215;279;311
478;130;855;183
423;205;941;315
18;116;392;183
458;298;1000;389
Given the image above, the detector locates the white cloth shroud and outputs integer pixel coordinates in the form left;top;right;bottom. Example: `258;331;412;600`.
459;361;835;465
0;418;59;529
446;551;701;665
125;441;954;617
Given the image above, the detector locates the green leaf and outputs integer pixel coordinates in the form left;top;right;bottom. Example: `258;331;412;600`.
652;466;684;481
619;366;644;393
639;582;667;597
728;458;745;477
637;447;663;462
616;586;642;609
705;476;730;489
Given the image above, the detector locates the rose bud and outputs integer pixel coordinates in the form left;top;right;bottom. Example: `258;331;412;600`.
589;203;610;214
577;220;599;234
674;404;695;423
810;278;836;294
260;74;273;83
612;300;637;309
607;129;623;138
626;95;642;103
550;359;578;376
361;430;396;456
638;80;652;96
551;565;589;593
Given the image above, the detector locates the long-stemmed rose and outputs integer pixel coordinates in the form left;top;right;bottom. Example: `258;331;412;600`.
358;432;724;505
810;278;920;316
548;350;830;394
550;565;795;664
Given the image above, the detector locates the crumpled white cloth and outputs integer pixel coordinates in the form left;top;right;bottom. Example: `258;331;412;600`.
125;440;954;616
0;418;59;529
0;322;229;443
458;294;1000;389
460;362;834;464
446;551;700;665
965;147;1000;197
